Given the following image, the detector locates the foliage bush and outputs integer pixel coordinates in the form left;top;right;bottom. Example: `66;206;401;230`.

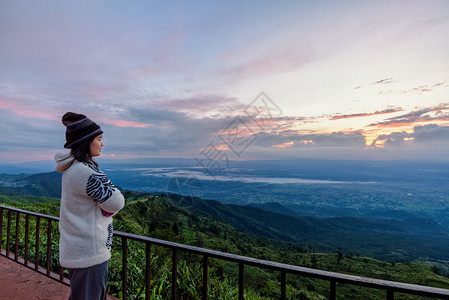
3;197;449;299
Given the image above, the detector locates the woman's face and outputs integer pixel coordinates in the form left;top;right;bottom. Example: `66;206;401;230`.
90;134;103;157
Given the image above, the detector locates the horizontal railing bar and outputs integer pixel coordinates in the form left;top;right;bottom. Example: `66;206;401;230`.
1;204;449;299
0;205;59;222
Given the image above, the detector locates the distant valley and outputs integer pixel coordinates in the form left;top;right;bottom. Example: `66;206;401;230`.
96;158;449;228
2;158;449;264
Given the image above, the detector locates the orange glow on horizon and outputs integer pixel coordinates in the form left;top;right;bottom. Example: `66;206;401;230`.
272;141;295;148
300;140;315;145
374;139;386;148
215;144;230;151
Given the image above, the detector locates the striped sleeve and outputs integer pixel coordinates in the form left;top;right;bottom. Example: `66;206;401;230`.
85;167;117;203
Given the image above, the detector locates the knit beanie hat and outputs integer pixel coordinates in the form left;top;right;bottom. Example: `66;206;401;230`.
62;112;103;149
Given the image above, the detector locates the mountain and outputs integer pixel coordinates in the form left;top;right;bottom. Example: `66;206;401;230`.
166;193;449;262
0;172;61;197
7;194;449;299
3;171;449;263
0;160;56;174
248;202;301;217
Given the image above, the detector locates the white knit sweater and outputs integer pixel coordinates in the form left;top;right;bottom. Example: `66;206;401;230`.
55;152;125;269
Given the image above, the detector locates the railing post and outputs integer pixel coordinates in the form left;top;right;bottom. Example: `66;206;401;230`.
6;210;12;257
330;280;336;300
172;248;178;300
145;243;151;300
60;266;65;282
35;216;40;270
46;220;52;275
386;289;394;300
202;255;208;300
15;211;20;261
280;271;286;300
239;262;244;300
122;237;128;300
0;208;3;250
24;214;30;265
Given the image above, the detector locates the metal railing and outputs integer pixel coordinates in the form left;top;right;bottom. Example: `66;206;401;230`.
0;204;68;284
1;204;449;299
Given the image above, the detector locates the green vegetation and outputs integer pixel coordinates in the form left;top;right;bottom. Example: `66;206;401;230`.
2;192;449;299
112;193;449;299
160;193;449;264
0;194;60;204
0;172;61;198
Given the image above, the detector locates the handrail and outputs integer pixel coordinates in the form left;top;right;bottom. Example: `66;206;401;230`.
0;204;68;285
1;204;449;299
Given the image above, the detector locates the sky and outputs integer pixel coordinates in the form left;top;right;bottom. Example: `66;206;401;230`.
0;0;448;163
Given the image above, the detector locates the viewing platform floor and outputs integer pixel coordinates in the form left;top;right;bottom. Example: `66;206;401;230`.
0;254;70;299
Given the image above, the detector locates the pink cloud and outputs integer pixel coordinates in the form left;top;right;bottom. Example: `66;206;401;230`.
100;119;152;128
272;141;294;148
368;117;449;129
223;47;316;78
0;98;59;121
367;104;449;129
0;150;60;162
330;107;403;120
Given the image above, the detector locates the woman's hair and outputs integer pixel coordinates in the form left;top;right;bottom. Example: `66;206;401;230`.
61;135;99;170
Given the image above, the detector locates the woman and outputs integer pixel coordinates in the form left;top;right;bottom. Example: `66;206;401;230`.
55;112;125;300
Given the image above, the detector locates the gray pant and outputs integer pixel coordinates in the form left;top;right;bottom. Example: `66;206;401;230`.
68;260;109;300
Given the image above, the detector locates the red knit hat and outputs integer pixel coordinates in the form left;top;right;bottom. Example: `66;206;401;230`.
62;112;103;149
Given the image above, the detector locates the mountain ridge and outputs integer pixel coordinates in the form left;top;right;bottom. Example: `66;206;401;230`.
163;193;449;262
2;171;449;262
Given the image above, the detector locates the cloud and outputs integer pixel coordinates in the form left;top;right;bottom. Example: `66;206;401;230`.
330;107;403;120
355;79;448;96
354;78;396;89
100;107;242;157
219;46;318;80
0;2;205;122
377;81;448;96
0;108;63;161
1;1;448;162
364;79;398;92
405;14;449;39
150;94;246;118
100;119;152;128
4;100;449;162
367;124;449;160
370;131;413;148
252;131;366;150
272;141;294;148
248;124;449;160
412;124;449;143
235;130;370;160
373;78;394;85
0;100;245;161
367;103;449;128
